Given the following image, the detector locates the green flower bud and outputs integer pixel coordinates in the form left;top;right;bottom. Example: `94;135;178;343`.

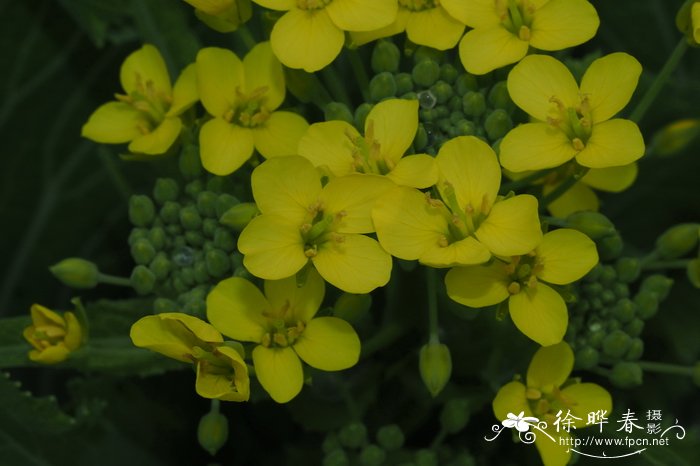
484;109;513;140
154;178;180;204
414;124;429;151
180;206;203;231
609;362;643;388
213;228;236;252
147;227;166;251
651;119;700;156
487;81;513;110
160;201;181;224
599;265;617;285
206;249;231;278
575;346;599;369
440;398;470;433
640;274;674;300
197;409;228;456
149;252;172;280
203;218;218;238
565;211;616;240
185;180;204;199
412;59;441;87
420;108;438;122
171;275;187;294
440;63;459;83
183;298;206;316
196;191;218;218
153;297;178;313
371;40;401;73
355;103;373;130
413;46;443;64
656;223;700;259
417;90;437;110
334;293;372;323
179;144;203;180
612;282;630;299
437;118;452;133
448;96;462;112
634;290;659;319
338;422;367;449
455;119;476;136
206;176;227;193
625;338;644;360
185;231;205;247
688;258;700;288
180;266;196;286
323;449;350;466
401;91;418;100
215;193;239;218
322;433;341;454
624;318;644;337
598;234;624;261
129;195;156;227
602;330;631;359
455;74;478;96
461;91;486;117
415;449;438;466
131;238;157;265
369;72;397;102
419;341;452;397
612;298;636;322
600;290;616;304
430;80;453;104
50;258;100;289
131;265;156;295
395;72;414;95
376;424;404;451
220;202;259;231
324;101;354;124
615;257;641;283
359;444;386;466
194;260;210;284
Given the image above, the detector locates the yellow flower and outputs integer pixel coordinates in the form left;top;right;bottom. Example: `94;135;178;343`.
23;304;83;364
493;342;612;466
298;99;437;188
453;0;599;75
82;44;198;155
500;53;645;172
196;42;309;175
445;229;597;345
207;270;360;403
183;0;252;32
238;156;393;293
372;136;542;268
253;0;398;72
677;0;700;45
130;313;250;401
351;0;465;50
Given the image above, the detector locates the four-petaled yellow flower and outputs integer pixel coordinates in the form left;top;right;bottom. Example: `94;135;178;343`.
196;42;309;175
207;269;360;403
298;99;437;188
131;313;250;401
493;342;612;466
500;53;645;172
252;0;398;72
82;44;198;155
23;304;83;364
372;136;542;268
453;0;599;75
445;229;598;346
238;156;393;293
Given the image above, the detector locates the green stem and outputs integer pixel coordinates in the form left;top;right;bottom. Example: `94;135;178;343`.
361;323;404;359
629;38;689;124
539;168;589;209
97;273;133;287
500;168;555;193
320;66;352;107
637;361;694;376
210;399;221;414
426;267;439;344
642;259;691;271
430;426;448;449
348;49;370;102
540;215;570;228
235;25;256;51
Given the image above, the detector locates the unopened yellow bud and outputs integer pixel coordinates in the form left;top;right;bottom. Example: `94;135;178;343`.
49;258;99;289
651;118;700;156
419;341;452;397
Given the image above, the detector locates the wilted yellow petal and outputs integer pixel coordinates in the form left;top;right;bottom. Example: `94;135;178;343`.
580;53;642;123
207;277;269;342
405;7;465;50
459;26;529;75
293;317;360;370
196;47;244;117
325;0;398;31
252;345;303;403
509;284;568;346
476;195;543;257
252;111;309;158
195;346;250;402
576;119;645;168
200;118;254;175
243;41;285;111
445;262;510;308
120;44;171;96
530;0;599;51
238;215;308;279
537;229;598;285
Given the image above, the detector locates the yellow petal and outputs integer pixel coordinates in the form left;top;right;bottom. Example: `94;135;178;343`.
81;102;146;144
367;98;419;165
29;345;70;364
445;262;510;308
509;284;568;346
238;215;308;279
580;53;642;123
243;41;285;111
320;174;395;234
252;345;303;403
251;155;322;221
537;229;598;285
264;267;325;323
253;111;309;158
529;0;599;51
544;181;599;218
168;63;199;116
207;277;269;342
293;317;360;370
443;0;498;27
437;136;500;211
312;234;392;294
348;8;408;46
120;44;171;96
560;383;612;428
694;3;700;43
492;381;531;422
325;0;398;31
271;9;344;72
130;313;223;362
582;163;638;192
196;47;244;117
63;312;83;351
298;120;358;176
200;118;254;175
419;237;491;268
535;430;571;466
476;195;543;257
195;346;250;402
575;119;645;168
128;117;182;155
30;304;65;327
405;8;465;50
499;123;578;172
459;27;529;75
387;154;439;189
507;54;580;122
252;0;294;10
526;341;574;388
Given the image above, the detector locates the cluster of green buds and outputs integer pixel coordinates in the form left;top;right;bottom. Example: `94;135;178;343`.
127;175;250;316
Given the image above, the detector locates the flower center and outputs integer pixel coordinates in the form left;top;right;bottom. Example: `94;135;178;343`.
33;325;67;347
496;0;536;41
399;0;440;12
224;86;272;128
192;346;246;394
115;73;171;135
440;181;493;240
298;201;347;257
296;0;333;10
504;253;543;295
261;319;306;348
346;120;393;175
526;384;577;422
547;95;593;152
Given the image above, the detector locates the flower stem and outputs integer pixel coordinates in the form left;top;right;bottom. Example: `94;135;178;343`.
347;49;370;102
539;168;589;210
500;168;555;193
637;361;694;377
320;66;352;108
97;273;133;287
540;215;570;228
426;267;439;344
235;25;257;51
641;259;690;271
629;38;689;124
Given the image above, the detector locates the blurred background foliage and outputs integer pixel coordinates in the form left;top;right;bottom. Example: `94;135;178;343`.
0;0;699;465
